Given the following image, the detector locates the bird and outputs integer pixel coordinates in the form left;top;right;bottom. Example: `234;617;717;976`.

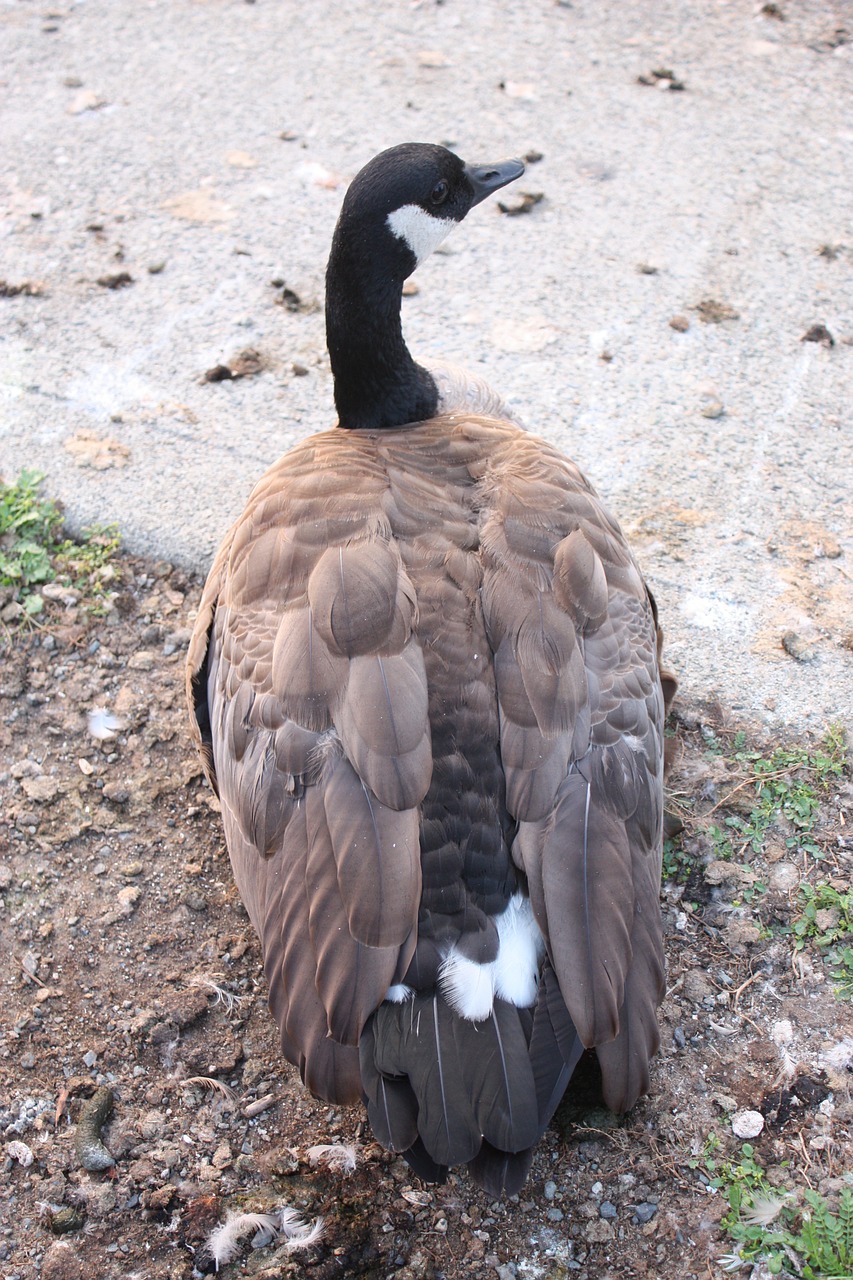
187;142;676;1198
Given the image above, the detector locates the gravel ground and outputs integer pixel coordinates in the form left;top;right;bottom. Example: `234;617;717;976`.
1;571;852;1280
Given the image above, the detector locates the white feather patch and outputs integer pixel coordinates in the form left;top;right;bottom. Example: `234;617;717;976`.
385;983;415;1003
492;893;545;1008
386;204;454;265
440;894;544;1021
439;950;496;1021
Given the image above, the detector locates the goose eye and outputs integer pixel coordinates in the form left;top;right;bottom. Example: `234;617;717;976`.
430;179;449;206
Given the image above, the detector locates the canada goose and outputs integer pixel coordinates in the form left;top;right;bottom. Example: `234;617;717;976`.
187;143;676;1197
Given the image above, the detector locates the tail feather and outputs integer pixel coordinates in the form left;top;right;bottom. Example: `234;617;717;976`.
362;977;584;1193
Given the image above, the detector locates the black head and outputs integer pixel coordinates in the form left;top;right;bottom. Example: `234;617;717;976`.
333;143;524;279
326;143;524;431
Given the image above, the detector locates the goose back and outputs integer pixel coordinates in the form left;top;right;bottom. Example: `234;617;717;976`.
188;409;672;1193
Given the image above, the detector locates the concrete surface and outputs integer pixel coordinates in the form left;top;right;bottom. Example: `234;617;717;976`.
1;0;851;730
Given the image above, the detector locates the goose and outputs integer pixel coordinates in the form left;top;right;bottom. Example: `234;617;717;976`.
187;142;676;1197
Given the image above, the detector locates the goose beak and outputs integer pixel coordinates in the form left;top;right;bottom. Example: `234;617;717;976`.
464;158;525;207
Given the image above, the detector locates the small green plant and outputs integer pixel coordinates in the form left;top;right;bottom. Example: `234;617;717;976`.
721;1185;853;1277
662;832;692;883
793;882;853;998
0;470;120;621
701;728;846;865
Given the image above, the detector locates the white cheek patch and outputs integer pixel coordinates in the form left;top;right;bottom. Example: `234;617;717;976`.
387;204;454;265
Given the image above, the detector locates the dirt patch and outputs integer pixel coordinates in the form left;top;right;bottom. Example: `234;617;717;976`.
1;558;851;1280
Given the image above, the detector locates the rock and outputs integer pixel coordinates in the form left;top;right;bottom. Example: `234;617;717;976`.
127;651;156;671
599;1200;617;1219
117;885;142;915
102;781;130;804
683;970;715;1003
732;1109;765;1139
584;1219;613;1243
633;1202;658;1224
782;631;818;663
669;314;690;331
543;1179;556;1200
41;1242;82;1280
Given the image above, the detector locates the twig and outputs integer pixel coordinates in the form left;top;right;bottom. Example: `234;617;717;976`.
732;970;761;1010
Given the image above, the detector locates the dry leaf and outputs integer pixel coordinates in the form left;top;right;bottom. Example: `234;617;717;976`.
224;150;257;169
501;80;536;100
67;90;105;115
64;430;131;470
163;190;234;223
416;50;449;67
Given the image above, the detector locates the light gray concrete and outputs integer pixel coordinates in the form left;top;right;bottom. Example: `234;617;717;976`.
1;0;851;729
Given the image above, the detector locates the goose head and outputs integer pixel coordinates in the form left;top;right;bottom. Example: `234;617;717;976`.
325;143;524;431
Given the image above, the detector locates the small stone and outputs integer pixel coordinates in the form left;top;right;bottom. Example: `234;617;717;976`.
700;397;725;419
102;782;130;804
162;627;192;656
117;885;142;915
599;1200;617;1219
584;1219;613;1243
782;631;818;663
127;650;156;671
6;1139;34;1167
669;314;690;331
82;1049;98;1068
683;970;715;1003
673;1027;687;1049
633;1202;658;1224
543;1179;557;1200
546;1207;564;1221
732;1109;765;1139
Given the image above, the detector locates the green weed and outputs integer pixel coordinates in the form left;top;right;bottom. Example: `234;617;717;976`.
721;1183;853;1278
793;883;853;998
0;470;120;622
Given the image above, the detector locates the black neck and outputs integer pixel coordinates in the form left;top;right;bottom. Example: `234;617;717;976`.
325;229;439;431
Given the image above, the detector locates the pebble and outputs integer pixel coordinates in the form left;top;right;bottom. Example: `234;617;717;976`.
673;1027;687;1049
599;1200;617;1219
117;885;142;915
543;1179;557;1201
633;1202;658;1224
732;1109;765;1139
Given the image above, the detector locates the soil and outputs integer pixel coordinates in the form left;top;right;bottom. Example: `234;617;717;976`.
1;561;851;1280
